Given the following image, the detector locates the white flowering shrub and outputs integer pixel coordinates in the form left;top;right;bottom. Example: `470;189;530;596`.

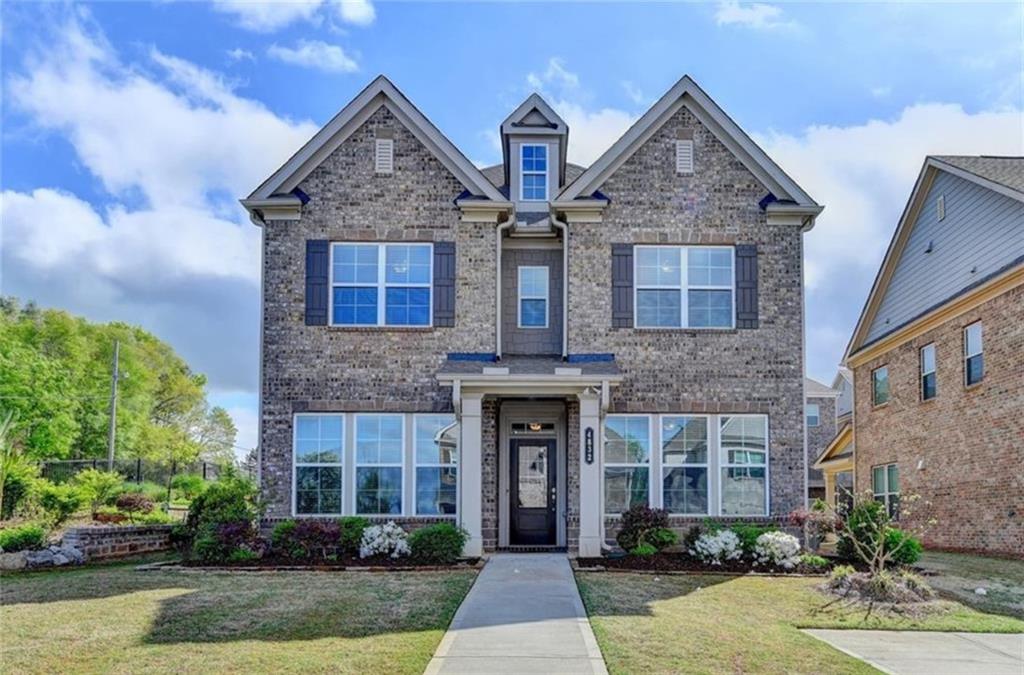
753;531;802;569
359;521;411;559
690;530;742;565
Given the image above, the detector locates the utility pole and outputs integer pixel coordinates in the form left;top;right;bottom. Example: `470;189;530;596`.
107;339;120;471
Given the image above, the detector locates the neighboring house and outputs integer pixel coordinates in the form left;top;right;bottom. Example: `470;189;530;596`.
242;75;822;557
813;367;854;514
832;367;853;418
841;155;1023;557
804;377;840;502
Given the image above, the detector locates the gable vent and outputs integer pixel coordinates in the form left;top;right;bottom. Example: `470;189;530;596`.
936;194;945;220
675;139;694;175
375;138;394;174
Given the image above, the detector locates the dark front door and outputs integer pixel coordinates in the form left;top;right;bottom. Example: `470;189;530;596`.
510;438;557;545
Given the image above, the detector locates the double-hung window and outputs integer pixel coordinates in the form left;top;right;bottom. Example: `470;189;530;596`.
719;415;768;515
518;266;549;328
805;404;820;427
520;144;548;201
872;463;900;519
293;414;343;515
872;366;890;406
355;414;404;515
660;416;709;515
635;246;734;328
964;322;983;386
603;416;650;515
414;414;458;516
920;343;937;400
331;243;432;326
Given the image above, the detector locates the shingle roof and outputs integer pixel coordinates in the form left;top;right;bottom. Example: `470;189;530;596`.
805;377;839;398
932;156;1024;194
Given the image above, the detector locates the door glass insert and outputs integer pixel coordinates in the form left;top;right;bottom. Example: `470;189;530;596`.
517;444;548;508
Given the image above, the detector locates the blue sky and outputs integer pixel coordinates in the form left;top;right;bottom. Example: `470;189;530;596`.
2;1;1022;455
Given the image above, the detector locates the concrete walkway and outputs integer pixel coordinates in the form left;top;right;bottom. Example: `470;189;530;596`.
425;554;607;674
805;629;1024;675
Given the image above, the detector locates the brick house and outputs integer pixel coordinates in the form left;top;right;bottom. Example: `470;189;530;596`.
242;75;822;557
804;377;840;503
841;156;1023;557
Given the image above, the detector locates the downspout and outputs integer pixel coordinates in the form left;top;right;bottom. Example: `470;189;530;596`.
495;213;515;360
551;214;569;359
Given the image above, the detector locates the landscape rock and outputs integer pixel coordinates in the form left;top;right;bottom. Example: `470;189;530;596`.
0;551;28;571
25;549;56;567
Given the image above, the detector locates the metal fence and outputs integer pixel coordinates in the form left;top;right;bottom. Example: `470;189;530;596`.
39;458;231;485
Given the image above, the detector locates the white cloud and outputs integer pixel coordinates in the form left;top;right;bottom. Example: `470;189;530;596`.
621;80;648;106
226;48;255;62
267;40;358;73
870;85;892;98
527;57;579;91
332;0;375;26
714;1;797;31
211;0;322;32
755;103;1022;375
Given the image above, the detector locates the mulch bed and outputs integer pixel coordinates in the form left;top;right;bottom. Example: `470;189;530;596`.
142;556;483;572
574;553;831;576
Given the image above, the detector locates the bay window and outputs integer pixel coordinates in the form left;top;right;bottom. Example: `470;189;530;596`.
293;414;344;515
355;414;404;515
603;416;650;515
331;243;432;326
635;246;734;328
414;414;458;516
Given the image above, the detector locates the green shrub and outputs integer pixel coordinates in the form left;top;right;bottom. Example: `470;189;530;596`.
682;525;703;550
729;523;778;555
630;542;658;556
0;522;46;552
617;505;674;553
229;547;259;563
170;474;206;501
270;519;340;559
115;493;154;523
135;509;174;525
271;520;300;556
799;553;830;569
1;457;39;520
37;481;84;525
408;523;468;564
339;516;370;555
645;527;679;550
180;474;261;562
884;527;923;565
829;564;855;583
837;499;887;562
122;481;168;503
72;469;124;515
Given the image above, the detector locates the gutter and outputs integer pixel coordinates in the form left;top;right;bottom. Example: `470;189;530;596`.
495;213;516;359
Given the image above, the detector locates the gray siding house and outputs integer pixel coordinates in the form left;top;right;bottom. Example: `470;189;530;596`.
243;75;822;557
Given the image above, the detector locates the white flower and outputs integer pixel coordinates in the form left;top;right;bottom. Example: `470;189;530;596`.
358;521;411;559
690;530;742;565
753;531;801;569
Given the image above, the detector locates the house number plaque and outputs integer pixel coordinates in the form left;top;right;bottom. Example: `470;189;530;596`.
584;427;594;464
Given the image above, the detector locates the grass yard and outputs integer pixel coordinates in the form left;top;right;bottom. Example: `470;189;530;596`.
576;572;1024;675
1;561;476;674
917;550;1024;618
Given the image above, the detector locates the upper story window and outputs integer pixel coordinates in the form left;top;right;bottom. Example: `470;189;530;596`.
518;266;549;328
635;246;734;329
920;343;937;400
964;321;983;386
805;403;820;427
331;243;432;327
872;366;890;406
520;144;548;201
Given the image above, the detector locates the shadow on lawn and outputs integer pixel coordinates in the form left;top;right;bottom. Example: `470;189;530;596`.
575;572;734;618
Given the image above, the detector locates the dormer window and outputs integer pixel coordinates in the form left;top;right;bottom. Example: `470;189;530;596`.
521;144;548;201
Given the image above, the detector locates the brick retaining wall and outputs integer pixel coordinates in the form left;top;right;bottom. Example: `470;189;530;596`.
62;525;175;560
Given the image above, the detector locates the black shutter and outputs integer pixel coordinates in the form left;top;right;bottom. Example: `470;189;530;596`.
433;241;456;327
305;240;329;326
735;244;759;329
611;244;634;328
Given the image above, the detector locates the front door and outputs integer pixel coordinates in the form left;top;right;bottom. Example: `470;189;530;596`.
509;438;557;545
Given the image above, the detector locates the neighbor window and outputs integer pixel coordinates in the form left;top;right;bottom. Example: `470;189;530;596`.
414;414;458;516
805;404;820;427
872;366;890;406
964;322;983;386
720;415;768;516
872;463;900;519
660;416;708;515
355;414;404;515
293;414;343;515
518;266;549;328
520;144;548;201
635;246;734;328
331;243;432;326
604;416;650;515
920;343;937;400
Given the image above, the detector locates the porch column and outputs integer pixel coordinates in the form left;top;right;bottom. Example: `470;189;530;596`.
459;392;484;557
578;390;602;557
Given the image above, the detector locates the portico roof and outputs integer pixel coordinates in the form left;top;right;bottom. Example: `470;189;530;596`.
437;355;622;394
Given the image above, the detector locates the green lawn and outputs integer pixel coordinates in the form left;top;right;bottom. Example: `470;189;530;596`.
1;561;476;674
917;550;1024;618
576;572;1024;675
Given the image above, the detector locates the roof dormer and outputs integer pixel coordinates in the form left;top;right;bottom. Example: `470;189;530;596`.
501;94;568;212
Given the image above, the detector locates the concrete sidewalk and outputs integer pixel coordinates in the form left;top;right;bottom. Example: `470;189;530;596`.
424;553;607;674
805;629;1024;675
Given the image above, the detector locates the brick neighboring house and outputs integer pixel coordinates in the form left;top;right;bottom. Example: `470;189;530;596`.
242;75;822;557
804;377;840;503
839;156;1024;557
